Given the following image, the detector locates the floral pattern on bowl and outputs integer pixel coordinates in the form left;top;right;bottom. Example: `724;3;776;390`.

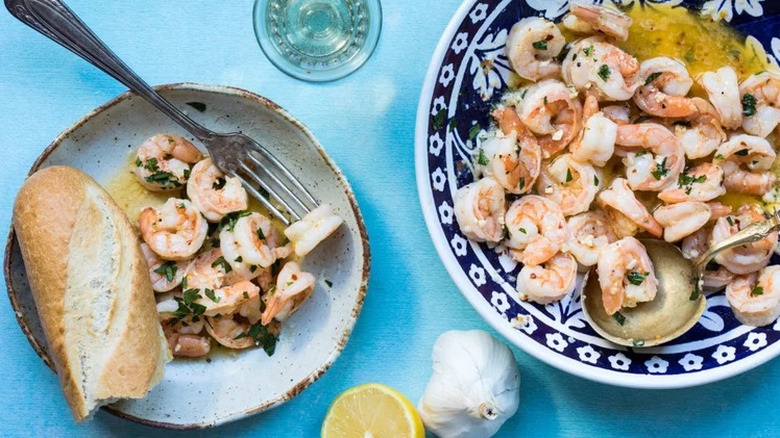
415;0;780;387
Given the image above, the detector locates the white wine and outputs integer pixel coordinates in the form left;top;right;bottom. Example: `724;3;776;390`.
255;0;382;81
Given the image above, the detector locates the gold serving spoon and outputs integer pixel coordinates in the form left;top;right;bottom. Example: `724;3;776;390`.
582;210;780;348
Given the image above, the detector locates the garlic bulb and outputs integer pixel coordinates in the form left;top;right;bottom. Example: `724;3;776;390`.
419;330;520;438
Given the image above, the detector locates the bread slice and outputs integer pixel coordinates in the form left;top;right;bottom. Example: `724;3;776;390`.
13;165;171;423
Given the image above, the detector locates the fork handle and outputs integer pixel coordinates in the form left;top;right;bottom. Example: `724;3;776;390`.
5;0;214;141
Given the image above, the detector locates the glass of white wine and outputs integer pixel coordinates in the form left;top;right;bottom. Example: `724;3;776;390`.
253;0;382;82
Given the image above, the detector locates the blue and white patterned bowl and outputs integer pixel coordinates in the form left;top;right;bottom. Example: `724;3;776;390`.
415;0;780;388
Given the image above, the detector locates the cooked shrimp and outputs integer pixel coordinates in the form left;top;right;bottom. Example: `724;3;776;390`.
740;71;780;137
597;236;659;315
711;205;776;275
681;227;736;293
569;95;617;166
517;79;583;157
137;198;208;260
616;123;685;191
516;253;578;305
221;213;291;279
698;66;742;130
633;57;697;118
134;134;203;191
597;178;663;237
658;162;726;203
162;324;211;357
674;98;727;159
566;211;618;268
726;266;780;326
653;201;713;243
504;195;568;266
187;158;249;222
505;17;566;81
283;204;342;257
562;2;632;41
488;107;543;193
714;133;777;196
562;37;640;101
261;261;315;325
601;104;631;125
453;177;506;243
535;153;599;216
140;242;188;292
183;248;262;316
205;315;256;349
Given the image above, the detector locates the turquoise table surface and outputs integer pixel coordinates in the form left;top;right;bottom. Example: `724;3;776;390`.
1;1;780;437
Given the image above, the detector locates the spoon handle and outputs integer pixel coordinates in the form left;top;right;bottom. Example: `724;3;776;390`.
4;0;214;141
694;209;780;274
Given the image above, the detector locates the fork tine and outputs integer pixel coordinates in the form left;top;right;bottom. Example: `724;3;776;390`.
236;161;305;222
247;144;318;208
230;172;293;226
245;153;312;215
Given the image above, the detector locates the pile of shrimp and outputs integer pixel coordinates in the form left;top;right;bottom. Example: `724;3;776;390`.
132;133;343;357
454;3;780;327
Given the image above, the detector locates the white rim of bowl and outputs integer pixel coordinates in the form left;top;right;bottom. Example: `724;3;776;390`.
413;0;780;389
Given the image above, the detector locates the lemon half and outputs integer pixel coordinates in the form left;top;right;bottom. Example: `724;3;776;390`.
321;383;425;438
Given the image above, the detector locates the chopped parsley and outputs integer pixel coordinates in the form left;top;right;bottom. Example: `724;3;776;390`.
518;227;527;234
751;286;764;297
690;282;701;301
742;93;757;117
166;287;207;325
678;173;707;187
143;157;159;172
583;45;594;57
518;177;525;190
135;157;143;167
613;312;626;325
468;123;481;141
204;288;220;303
594;175;599;186
217;210;252;232
644;72;663;85
532;40;548;50
556;43;571;63
186;101;207;112
242;291;250;300
234;323;278;356
249;265;258;273
714;154;725;160
734;148;750;156
183;168;191;179
598;65;611;81
651;157;669;180
211;256;233;273
726;216;735;226
234;256;243;263
432;108;447;130
325;279;333;288
705;260;720;271
634;151;647;157
256;227;266;241
153;261;177;282
627;271;649;286
477;148;490;165
565;168;573;183
145;171;182;187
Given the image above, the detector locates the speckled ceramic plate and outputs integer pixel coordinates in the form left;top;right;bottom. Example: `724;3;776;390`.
416;0;780;388
5;83;370;428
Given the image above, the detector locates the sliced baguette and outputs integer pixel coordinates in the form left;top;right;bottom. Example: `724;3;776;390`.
13;165;171;423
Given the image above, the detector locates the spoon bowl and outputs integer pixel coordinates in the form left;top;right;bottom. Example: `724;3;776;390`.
582;238;707;348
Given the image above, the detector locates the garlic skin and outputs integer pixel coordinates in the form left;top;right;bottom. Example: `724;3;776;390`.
419;330;521;438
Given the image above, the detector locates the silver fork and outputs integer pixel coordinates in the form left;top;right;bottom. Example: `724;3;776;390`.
6;0;317;225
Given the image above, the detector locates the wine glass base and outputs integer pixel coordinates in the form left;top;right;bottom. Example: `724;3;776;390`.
254;0;382;82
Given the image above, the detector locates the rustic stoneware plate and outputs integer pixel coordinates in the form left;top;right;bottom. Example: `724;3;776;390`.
416;0;780;389
5;83;370;428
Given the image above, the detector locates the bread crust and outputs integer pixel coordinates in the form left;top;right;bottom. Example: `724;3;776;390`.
13;166;169;422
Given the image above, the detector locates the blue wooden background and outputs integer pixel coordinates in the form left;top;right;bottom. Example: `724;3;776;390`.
0;1;777;436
